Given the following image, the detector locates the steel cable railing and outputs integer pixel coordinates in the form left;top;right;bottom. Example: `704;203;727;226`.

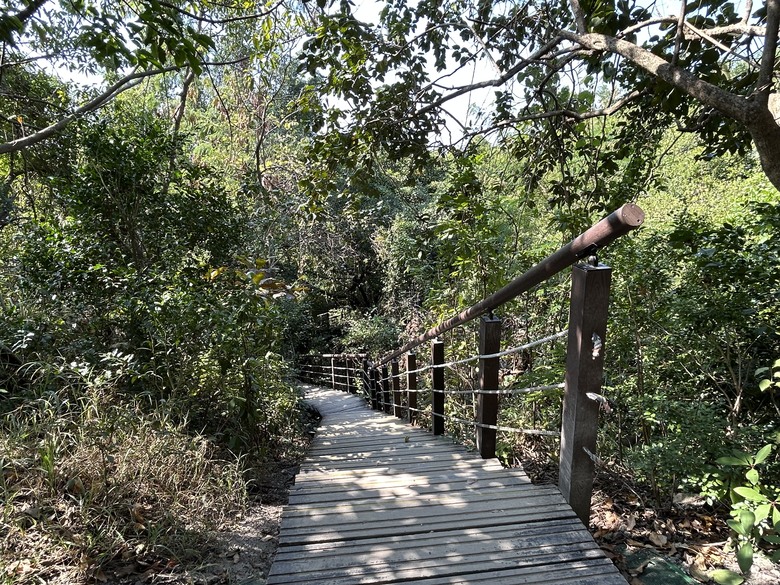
297;203;644;525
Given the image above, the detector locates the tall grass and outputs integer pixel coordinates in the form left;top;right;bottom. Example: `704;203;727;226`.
1;371;247;584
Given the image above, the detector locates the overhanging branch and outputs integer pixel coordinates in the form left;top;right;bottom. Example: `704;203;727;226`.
560;30;750;123
0;65;180;154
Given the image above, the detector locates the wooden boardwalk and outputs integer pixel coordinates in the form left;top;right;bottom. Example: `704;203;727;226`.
268;386;626;584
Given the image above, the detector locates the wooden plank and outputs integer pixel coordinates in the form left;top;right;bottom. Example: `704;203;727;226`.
287;474;535;504
270;544;610;584
284;484;556;513
270;558;624;585
273;518;587;557
280;490;569;529
278;505;578;545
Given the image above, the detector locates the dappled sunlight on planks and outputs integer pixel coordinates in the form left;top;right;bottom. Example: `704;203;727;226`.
268;386;627;584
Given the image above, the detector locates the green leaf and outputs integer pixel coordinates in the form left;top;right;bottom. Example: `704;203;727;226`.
773;505;780;527
746;468;759;484
754;444;773;464
737;543;753;574
738;510;756;533
717;456;750;466
759;379;772;391
734;487;768;502
727;519;747;536
710;569;745;585
754;503;771;523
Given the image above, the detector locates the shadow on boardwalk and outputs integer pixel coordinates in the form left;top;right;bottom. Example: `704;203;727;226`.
267;385;627;584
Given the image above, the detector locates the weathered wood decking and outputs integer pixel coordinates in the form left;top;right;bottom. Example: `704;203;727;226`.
268;386;627;584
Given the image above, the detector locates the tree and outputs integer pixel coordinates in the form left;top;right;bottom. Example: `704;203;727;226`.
0;0;299;155
300;0;780;192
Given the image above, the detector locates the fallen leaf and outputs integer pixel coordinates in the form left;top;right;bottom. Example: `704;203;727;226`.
689;563;710;583
649;532;668;547
629;559;652;576
112;563;137;578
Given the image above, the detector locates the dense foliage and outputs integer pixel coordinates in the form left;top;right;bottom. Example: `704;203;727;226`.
1;0;779;582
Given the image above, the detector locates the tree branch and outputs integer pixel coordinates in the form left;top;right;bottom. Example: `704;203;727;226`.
758;0;780;105
568;0;587;34
156;0;283;25
673;0;687;65
416;36;563;117
0;65;179;154
0;0;48;33
685;23;766;38
683;21;760;68
560;30;750;123
455;89;645;142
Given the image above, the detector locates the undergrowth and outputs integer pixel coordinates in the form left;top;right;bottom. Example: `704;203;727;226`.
0;383;250;585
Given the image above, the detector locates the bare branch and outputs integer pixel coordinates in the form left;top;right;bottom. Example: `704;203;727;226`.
456;89;646;142
742;0;754;25
416;36;564;117
683;21;760;68
619;17;677;38
758;0;780;104
0;66;180;154
685;23;766;38
673;0;686;64
568;0;587;34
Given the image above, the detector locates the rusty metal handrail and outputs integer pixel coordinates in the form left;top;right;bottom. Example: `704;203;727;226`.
378;203;644;365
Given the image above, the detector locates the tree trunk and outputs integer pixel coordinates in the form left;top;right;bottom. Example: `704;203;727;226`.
747;99;780;192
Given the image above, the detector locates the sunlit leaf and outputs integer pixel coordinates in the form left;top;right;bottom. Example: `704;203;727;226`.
754;444;773;464
734;487;768;502
710;569;744;585
736;543;753;574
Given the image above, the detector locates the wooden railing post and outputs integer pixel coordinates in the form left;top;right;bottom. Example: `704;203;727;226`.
391;359;402;417
559;262;612;525
381;364;391;414
406;353;417;424
370;366;380;410
330;356;336;390
432;339;445;435
477;315;501;459
362;359;370;403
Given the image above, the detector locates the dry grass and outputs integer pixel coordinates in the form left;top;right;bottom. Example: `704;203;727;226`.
1;388;247;584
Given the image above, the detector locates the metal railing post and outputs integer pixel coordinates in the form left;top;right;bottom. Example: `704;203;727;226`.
477;315;501;459
559;262;612;525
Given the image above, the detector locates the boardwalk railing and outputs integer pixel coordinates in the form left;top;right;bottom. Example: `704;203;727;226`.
299;204;644;524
